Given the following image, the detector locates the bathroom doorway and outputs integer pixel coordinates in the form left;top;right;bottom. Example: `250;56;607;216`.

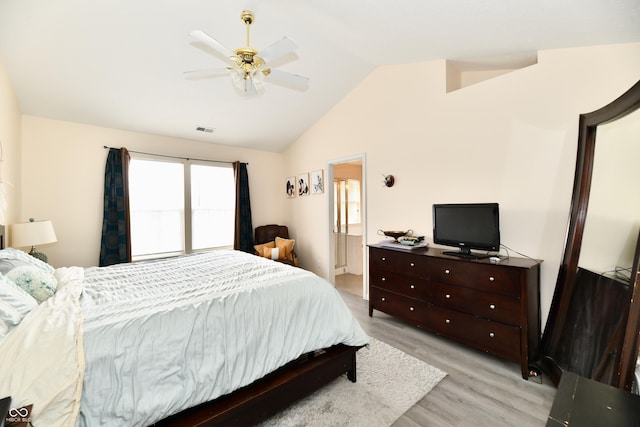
328;155;366;299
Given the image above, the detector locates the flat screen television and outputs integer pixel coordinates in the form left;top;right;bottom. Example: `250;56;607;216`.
432;203;500;259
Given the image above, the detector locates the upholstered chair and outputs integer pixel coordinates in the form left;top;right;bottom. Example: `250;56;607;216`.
253;224;299;267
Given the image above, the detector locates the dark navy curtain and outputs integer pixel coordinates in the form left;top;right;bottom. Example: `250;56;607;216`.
233;161;254;253
99;148;132;266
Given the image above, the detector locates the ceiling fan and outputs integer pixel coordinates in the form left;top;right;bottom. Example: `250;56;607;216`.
185;10;309;96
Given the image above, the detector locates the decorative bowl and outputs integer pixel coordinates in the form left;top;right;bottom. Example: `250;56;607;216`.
377;229;413;241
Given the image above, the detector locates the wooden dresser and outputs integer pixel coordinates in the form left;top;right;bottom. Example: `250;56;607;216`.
368;244;541;379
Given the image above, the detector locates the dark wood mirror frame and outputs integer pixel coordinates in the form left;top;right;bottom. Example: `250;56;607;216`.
539;79;640;391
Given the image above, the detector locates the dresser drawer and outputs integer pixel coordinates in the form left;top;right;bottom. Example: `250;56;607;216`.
369;247;427;279
426;305;521;361
430;258;521;297
370;270;428;300
429;282;521;325
369;288;428;326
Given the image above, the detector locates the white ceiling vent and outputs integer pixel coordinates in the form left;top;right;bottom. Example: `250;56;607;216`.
196;126;215;133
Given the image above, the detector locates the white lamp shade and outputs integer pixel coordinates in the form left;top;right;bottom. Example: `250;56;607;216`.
9;220;57;248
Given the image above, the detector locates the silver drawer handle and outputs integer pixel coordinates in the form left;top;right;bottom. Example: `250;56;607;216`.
489;332;495;338
409;307;414;311
410;262;415;267
381;257;386;261
489;304;496;310
445;319;451;324
489;276;495;282
381;297;386;301
381;277;386;281
445;294;451;299
410;284;415;289
445;269;450;274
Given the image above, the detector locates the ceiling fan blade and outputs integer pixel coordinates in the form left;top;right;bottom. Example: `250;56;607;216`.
265;69;309;91
183;67;230;79
258;36;299;64
189;30;236;66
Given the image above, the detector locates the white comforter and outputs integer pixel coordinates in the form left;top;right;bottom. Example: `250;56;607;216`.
0;266;85;427
1;250;369;427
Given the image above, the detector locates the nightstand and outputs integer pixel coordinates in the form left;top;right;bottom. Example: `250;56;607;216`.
547;371;640;426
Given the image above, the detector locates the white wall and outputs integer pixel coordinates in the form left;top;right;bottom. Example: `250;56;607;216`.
20;116;284;267
0;55;22;228
282;43;640;327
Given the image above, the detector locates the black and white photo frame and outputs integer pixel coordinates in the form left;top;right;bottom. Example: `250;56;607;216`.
297;173;309;196
286;176;296;198
311;169;324;194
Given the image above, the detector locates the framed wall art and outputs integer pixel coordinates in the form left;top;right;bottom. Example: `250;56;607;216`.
297;173;309;196
311;169;324;194
286;176;296;198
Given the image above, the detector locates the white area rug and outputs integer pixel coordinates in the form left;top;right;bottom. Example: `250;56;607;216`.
260;337;447;427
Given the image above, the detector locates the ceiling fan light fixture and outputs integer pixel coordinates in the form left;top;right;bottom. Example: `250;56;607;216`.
230;68;264;96
187;9;308;96
252;69;265;84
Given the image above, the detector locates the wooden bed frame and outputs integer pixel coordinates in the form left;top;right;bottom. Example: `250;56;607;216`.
154;344;362;426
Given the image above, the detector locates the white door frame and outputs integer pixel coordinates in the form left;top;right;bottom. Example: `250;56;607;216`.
326;153;368;300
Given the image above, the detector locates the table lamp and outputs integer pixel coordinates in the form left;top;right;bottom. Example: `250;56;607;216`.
9;218;57;263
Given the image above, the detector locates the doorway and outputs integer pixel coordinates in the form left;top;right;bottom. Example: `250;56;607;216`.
327;155;367;299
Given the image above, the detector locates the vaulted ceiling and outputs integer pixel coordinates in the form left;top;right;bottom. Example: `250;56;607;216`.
1;0;639;152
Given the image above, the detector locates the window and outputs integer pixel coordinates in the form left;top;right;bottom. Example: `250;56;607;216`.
128;156;235;260
190;164;235;250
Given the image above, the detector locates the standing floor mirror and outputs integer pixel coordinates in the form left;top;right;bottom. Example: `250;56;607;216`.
539;79;640;391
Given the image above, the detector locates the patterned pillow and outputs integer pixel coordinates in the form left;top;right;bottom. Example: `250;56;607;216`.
263;246;281;260
0;274;38;338
6;265;58;304
254;241;275;256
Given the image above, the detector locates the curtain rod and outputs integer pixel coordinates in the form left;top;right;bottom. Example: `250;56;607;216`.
102;146;248;165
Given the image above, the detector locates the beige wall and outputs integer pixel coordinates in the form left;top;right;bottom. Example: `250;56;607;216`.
283;43;640;326
0;55;22;228
4;42;640;326
20;116;284;267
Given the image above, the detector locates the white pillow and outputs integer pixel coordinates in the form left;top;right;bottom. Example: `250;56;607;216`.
0;274;38;338
0;258;31;274
0;247;54;274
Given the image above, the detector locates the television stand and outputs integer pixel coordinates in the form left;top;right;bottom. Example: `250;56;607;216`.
441;250;490;259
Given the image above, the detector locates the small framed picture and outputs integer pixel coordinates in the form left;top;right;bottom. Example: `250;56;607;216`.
297;173;309;196
286;176;296;198
311;169;324;194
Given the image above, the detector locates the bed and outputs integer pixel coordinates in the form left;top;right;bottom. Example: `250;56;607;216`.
0;247;369;426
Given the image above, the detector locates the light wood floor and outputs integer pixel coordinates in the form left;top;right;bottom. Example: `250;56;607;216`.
335;273;364;297
337;290;556;427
